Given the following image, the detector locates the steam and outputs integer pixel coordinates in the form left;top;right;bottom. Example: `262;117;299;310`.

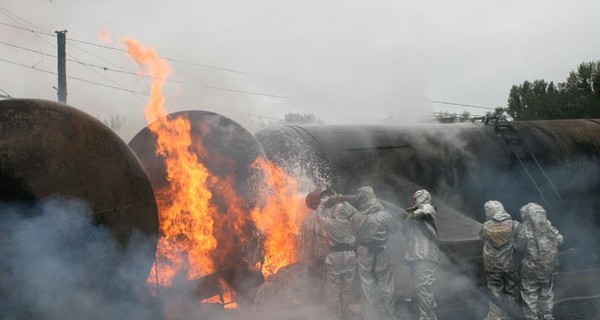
0;197;158;320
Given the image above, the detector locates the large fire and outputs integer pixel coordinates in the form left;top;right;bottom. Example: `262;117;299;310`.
124;39;309;305
125;38;216;284
251;158;307;276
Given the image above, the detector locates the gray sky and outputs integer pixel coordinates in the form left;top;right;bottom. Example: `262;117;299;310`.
1;0;599;140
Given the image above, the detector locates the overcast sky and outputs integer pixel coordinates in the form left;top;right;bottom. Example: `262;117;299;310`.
1;0;599;140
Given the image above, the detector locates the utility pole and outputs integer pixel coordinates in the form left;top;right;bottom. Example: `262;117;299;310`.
56;30;67;103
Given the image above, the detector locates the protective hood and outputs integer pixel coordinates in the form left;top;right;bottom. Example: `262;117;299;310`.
335;202;358;220
355;186;385;213
520;202;550;231
484;200;511;221
412;189;432;207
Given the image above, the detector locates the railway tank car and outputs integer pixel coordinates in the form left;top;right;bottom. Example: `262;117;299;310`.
0;99;160;316
3;98;599;317
255;119;600;273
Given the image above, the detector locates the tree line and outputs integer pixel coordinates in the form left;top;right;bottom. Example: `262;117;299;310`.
506;60;600;120
100;59;600;130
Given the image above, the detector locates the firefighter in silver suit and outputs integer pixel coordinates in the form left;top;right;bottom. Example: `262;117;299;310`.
515;203;563;320
315;193;358;319
480;200;520;320
404;189;439;320
352;186;399;320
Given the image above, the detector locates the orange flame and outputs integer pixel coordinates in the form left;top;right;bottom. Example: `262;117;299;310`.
251;158;309;277
125;38;308;297
125;38;216;285
201;278;238;309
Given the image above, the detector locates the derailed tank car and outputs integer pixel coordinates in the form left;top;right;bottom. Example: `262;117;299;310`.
255;119;600;315
0;99;160;319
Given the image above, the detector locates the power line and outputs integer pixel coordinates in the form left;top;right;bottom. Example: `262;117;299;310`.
0;7;48;34
0;57;148;96
68;41;128;71
0;9;145;101
0;88;12;98
0;20;127;70
1;11;260;102
0;40;56;59
0;20;271;79
429;100;498;111
0;39;398;111
2;39;501;114
67;37;273;79
1;9;502;115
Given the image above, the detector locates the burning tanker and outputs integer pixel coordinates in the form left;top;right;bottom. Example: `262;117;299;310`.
1;96;600;318
124;39;310;312
126;105;600;317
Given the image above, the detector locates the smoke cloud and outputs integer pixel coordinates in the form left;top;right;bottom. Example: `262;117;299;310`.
0;197;159;320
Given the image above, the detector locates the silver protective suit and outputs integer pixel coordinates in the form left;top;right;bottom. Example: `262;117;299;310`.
352;186;399;320
316;201;358;319
480;200;520;320
300;209;329;283
405;189;439;320
515;203;563;320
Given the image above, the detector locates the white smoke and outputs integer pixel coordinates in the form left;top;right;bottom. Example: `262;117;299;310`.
0;197;159;320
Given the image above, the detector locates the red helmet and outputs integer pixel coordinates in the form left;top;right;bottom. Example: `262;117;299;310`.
305;190;322;210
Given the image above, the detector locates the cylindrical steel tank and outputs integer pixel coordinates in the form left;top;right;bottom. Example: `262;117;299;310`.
0;98;159;281
128;110;266;298
255;120;600;271
125;110;600;314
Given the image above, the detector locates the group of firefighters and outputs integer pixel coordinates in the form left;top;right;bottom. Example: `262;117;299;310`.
300;186;563;320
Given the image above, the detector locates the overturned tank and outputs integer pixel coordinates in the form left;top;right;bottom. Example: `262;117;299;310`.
131;107;600;317
255;119;600;317
5;97;598;317
256;120;600;269
0;99;159;318
129;110;266;305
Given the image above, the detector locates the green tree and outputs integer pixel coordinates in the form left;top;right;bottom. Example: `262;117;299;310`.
560;61;600;118
507;80;561;120
459;111;472;122
507;60;600;120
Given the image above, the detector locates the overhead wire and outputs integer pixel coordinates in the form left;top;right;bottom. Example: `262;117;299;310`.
0;7;49;34
65;37;273;79
0;38;397;111
0;57;148;96
0;9;147;102
0;40;129;74
429;100;498;111
68;40;128;71
0;88;12;98
1;7;502;115
0;9;48;69
0;20;271;79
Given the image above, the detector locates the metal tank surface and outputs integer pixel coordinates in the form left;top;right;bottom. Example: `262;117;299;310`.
126;110;600;317
129;110;265;201
255;120;600;269
128;110;266;298
0;99;159;272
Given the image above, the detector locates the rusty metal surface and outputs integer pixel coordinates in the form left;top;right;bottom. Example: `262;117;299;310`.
256;120;600;270
129;110;265;203
0;98;159;272
128;110;266;292
515;119;600;161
